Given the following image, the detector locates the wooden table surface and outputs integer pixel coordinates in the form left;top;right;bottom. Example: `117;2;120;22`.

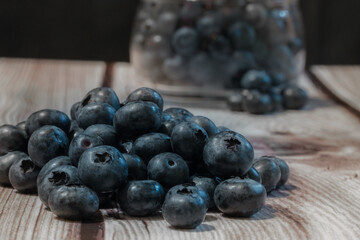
0;59;359;240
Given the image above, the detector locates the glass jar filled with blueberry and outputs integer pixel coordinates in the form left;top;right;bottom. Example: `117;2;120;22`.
131;0;305;96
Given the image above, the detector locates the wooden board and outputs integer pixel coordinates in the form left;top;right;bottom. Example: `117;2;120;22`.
1;61;360;240
310;66;360;115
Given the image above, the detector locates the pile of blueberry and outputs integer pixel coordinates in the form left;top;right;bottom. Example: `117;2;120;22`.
0;87;290;229
132;0;304;90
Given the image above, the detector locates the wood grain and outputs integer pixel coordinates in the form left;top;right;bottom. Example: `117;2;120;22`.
1;61;360;240
310;66;360;115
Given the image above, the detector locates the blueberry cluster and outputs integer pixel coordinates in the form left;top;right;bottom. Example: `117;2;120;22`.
132;0;304;91
0;87;290;229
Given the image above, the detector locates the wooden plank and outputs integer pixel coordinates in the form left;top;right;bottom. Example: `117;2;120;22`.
1;61;360;240
112;63;360;239
310;65;360;115
0;58;105;240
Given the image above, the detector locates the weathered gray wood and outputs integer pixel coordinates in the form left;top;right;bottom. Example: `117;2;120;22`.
0;61;359;240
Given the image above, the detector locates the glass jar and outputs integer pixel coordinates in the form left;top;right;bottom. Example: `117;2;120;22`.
130;0;305;96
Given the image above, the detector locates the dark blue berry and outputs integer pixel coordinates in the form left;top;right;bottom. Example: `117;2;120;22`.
38;165;81;207
25;109;71;136
282;85;307;110
113;101;162;140
70;101;81;120
0;151;28;186
68;133;104;166
242;90;274;114
188;116;219;137
16;121;27;139
147;152;189;190
68;120;84;141
123;154;147;180
81;87;121;110
37;156;72;186
162;186;206;229
133;133;172;163
241;70;272;92
190;175;218;209
28;126;69;168
196;12;222;37
125;87;164;111
214;178;266;217
203;131;254;178
261;156;289;187
172;27;199;57
0;124;27;156
78;146;128;192
159;118;183;136
228;21;256;50
9;154;40;192
118;180;165;216
164;107;193;121
167;182;211;209
83;124;117;147
253;157;281;193
48;185;99;220
77;103;116;129
171;122;208;163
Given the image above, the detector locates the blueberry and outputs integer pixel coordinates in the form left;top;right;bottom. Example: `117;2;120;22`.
241;167;262;183
261;156;289;187
48;185;99;220
207;35;232;60
162;187;206;229
68;120;84;141
188;116;219;137
189;176;218;209
125;87;164;111
123;154;147;180
118;141;133;154
81;87;121;110
172;27;199;57
214;178;266;217
16;121;28;139
242;90;274;114
253;157;281;193
166;182;210;209
78;146;128;192
0;124;27;156
28;126;69;168
68;133;104;166
241;70;272;92
159;118;183;137
162;56;189;83
133;133;172;164
196;12;222;37
9;154;40;192
164;107;193;121
282;85;307;110
228;21;256;50
232;50;258;72
25;109;71;136
179;1;203;26
70;101;81;120
203;131;254;178
118;180;165;216
38;165;81;207
244;3;267;28
217;126;231;132
37;156;72;187
113;101;162;140
171;122;208;163
268;87;284;111
147;152;189;190
0;151;28;186
83;124;117;147
76;103;116;129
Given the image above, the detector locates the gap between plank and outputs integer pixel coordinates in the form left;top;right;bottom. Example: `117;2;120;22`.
102;62;115;88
